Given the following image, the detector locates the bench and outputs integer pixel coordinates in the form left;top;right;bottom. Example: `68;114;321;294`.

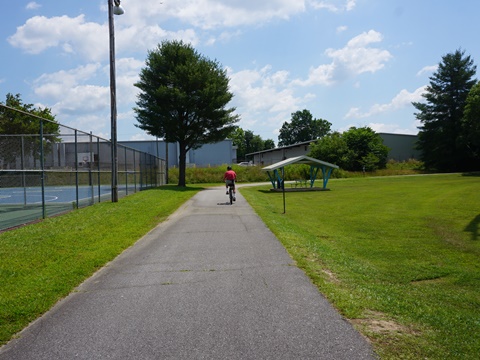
291;179;308;188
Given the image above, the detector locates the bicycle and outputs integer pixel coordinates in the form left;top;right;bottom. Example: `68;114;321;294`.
226;181;235;205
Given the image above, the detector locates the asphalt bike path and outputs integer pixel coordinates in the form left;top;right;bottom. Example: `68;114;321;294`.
0;187;376;360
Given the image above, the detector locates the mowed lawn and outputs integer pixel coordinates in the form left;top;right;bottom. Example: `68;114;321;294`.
240;174;480;359
0;186;202;346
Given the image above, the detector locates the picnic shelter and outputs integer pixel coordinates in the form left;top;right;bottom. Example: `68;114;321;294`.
262;155;339;191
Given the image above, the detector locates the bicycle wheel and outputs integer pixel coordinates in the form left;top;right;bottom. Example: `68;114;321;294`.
229;187;233;205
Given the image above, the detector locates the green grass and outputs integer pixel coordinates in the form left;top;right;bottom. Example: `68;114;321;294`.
240;174;480;359
0;185;202;345
2;173;479;358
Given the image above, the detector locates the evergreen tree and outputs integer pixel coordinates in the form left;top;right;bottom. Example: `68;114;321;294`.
413;49;477;171
460;82;480;166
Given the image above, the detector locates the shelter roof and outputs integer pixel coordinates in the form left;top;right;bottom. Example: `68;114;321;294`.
262;155;339;171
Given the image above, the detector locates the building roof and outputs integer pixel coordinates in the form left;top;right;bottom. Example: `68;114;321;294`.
262;155;339;171
246;140;314;157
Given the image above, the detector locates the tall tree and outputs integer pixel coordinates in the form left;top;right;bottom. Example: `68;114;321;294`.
134;40;239;186
413;49;477;171
342;127;389;171
230;127;246;161
263;139;275;150
309;127;388;171
0;93;58;134
0;93;59;168
231;127;275;161
278;109;331;147
460;82;480;165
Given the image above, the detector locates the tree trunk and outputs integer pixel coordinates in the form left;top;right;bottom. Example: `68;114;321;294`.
178;142;187;187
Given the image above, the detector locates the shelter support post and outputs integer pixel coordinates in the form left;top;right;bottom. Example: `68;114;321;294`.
309;165;319;188
321;165;334;189
266;170;276;189
266;169;284;189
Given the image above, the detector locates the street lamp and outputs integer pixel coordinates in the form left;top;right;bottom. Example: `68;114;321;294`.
108;0;124;202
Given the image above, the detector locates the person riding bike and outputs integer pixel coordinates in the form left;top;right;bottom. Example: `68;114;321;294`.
223;166;237;201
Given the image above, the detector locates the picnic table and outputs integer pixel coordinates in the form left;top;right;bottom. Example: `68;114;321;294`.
291;179;308;188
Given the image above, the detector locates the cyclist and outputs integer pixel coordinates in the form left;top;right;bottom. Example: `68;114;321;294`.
223;166;237;201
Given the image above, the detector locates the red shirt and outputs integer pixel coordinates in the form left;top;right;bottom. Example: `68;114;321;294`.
224;170;237;181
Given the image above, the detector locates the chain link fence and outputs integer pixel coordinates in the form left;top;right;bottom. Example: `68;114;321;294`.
0;106;166;231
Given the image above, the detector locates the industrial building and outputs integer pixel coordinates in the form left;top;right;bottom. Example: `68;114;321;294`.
120;133;420;168
246;133;420;166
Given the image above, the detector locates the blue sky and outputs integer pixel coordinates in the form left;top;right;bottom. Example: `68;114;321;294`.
1;0;479;144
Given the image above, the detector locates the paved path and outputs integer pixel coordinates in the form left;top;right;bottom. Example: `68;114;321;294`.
0;187;376;360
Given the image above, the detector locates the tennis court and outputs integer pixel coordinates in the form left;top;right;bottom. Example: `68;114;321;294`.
0;185;115;231
0;185;113;205
0;106;166;231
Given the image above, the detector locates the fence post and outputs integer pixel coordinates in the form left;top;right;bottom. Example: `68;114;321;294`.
21;135;27;206
40;120;46;219
75;130;79;208
89;132;94;205
124;146;128;195
133;149;137;192
97;137;101;202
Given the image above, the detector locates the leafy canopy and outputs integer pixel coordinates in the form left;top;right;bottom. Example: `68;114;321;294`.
1;93;60;167
0;93;58;134
134;40;239;186
278;109;331;147
231;127;275;162
461;82;480;161
309;127;389;171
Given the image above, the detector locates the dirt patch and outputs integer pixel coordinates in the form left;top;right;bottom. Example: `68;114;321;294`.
350;310;414;335
322;269;340;284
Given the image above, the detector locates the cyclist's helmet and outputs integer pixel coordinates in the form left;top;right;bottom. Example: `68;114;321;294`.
227;166;232;170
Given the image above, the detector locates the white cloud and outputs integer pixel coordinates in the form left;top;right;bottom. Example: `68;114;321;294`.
32;63;109;134
119;0;305;30
336;25;348;33
417;65;437;76
26;2;41;10
8;15;106;61
293;30;392;86
8;1;350;65
206;30;243;46
309;0;356;12
326;30;392;76
293;64;337;86
112;57;145;104
7;14;198;62
33;64;102;99
30;57;147;134
344;86;427;119
227;66;312;135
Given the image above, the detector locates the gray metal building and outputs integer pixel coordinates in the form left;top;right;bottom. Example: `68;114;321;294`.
119;139;237;168
378;133;420;161
120;133;419;168
247;133;420;166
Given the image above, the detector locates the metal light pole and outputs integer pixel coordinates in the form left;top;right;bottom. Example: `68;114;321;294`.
108;0;124;202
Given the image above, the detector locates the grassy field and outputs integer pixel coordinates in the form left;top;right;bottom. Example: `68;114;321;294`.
240;174;480;359
0;185;202;346
1;173;479;358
